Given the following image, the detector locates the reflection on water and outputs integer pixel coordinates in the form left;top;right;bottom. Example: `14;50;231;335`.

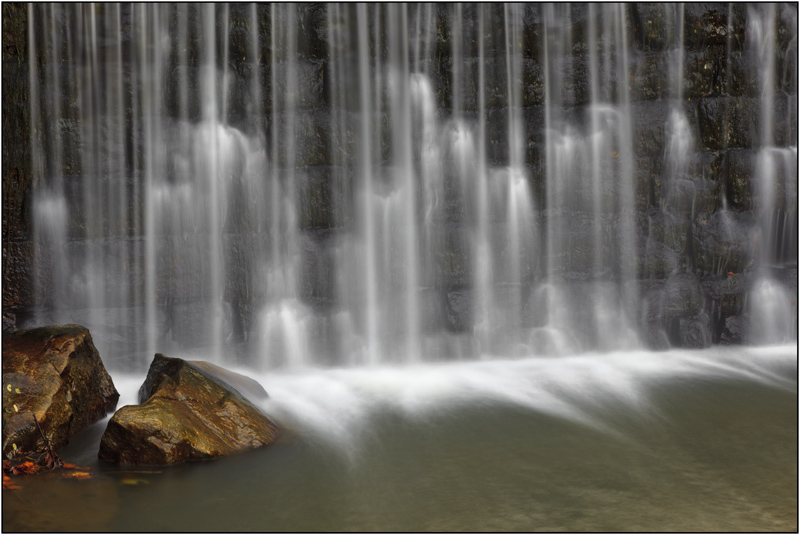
3;346;797;532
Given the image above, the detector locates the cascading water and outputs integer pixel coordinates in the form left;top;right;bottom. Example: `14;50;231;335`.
22;3;797;370
747;4;798;344
539;4;639;353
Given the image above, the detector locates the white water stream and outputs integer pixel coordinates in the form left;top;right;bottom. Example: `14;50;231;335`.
25;4;796;369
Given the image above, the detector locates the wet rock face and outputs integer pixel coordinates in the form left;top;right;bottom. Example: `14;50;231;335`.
2;324;119;459
99;353;278;465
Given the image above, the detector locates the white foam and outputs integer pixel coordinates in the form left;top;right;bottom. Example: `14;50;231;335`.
204;345;797;457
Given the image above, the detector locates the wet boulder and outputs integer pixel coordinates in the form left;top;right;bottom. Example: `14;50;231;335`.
2;324;119;459
98;353;278;465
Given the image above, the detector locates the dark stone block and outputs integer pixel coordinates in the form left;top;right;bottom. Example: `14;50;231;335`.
725;149;755;209
697;95;760;150
682;47;727;99
547;53;591;108
637;210;690;278
631;99;672;161
697;95;793;150
297;166;352;230
683;3;746;50
295;3;329;61
433;223;472;289
692;209;758;276
299;230;338;308
629;52;669;102
629;4;683;53
2;3;27;63
724;50;760;97
663;271;704;317
3;61;32;243
2;241;34;321
273;108;333;168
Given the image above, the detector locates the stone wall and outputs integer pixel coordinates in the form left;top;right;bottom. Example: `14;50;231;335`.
2;2;34;331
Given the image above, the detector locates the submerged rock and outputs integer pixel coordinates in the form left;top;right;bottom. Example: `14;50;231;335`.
99;354;279;465
2;324;119;459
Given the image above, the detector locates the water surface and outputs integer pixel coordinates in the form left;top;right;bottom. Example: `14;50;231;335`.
3;345;797;532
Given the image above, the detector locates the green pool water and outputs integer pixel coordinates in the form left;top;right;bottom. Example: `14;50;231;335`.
3;345;796;532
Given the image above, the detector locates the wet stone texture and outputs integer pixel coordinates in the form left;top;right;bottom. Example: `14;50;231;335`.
2;3;33;333
2;324;119;459
98;353;279;465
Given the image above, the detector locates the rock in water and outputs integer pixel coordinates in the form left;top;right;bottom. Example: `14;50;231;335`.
2;324;120;459
98;354;279;465
137;354;269;405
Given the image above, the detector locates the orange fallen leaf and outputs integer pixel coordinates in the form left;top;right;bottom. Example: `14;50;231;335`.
61;463;91;471
2;475;21;490
62;472;92;481
11;461;40;475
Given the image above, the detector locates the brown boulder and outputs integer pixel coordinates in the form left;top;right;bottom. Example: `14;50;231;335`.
2;324;119;459
98;354;279;465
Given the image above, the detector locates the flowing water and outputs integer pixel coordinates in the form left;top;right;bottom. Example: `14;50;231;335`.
8;3;798;531
2;345;797;531
24;4;797;362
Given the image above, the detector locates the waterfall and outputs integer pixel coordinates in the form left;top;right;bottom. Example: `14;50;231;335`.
747;4;798;344
21;4;797;371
